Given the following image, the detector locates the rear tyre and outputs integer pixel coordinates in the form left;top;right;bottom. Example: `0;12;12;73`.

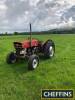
6;52;17;64
28;55;39;70
44;40;55;58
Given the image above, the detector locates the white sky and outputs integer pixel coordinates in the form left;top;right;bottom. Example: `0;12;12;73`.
0;0;75;33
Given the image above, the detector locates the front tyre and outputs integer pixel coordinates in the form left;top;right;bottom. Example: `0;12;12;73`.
28;55;39;70
6;52;17;64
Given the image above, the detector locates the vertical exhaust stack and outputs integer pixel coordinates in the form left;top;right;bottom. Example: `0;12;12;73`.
30;23;32;47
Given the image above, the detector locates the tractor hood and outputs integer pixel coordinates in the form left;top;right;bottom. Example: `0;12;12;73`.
22;39;39;48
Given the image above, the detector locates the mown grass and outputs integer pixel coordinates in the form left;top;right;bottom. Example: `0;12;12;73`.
0;34;75;100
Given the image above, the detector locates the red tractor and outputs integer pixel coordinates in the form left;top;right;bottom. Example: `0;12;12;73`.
6;24;55;70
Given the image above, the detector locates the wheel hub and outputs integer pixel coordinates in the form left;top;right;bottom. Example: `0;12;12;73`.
49;46;54;57
32;59;38;69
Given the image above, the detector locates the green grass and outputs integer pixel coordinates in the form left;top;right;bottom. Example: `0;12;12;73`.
0;34;75;100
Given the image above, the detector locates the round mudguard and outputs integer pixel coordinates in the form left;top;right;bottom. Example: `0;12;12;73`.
44;40;55;58
28;55;39;70
6;52;17;64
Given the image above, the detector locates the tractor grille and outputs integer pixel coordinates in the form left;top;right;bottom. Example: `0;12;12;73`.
14;42;23;56
14;42;22;49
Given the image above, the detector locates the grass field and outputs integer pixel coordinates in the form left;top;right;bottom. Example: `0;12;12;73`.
0;34;75;100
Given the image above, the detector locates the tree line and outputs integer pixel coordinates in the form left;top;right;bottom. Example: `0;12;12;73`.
0;29;75;36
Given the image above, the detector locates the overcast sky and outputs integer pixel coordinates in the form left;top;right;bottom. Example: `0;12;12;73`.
0;0;75;33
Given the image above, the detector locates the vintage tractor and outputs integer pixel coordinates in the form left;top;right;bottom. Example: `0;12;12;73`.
6;24;55;70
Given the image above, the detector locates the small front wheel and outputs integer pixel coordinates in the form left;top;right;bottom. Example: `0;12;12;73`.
6;52;17;64
28;55;39;70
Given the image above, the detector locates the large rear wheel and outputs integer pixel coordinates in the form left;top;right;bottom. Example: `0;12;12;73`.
43;40;55;58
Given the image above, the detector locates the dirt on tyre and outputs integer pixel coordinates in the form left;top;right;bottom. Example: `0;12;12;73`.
6;52;17;64
44;40;55;58
28;55;39;70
